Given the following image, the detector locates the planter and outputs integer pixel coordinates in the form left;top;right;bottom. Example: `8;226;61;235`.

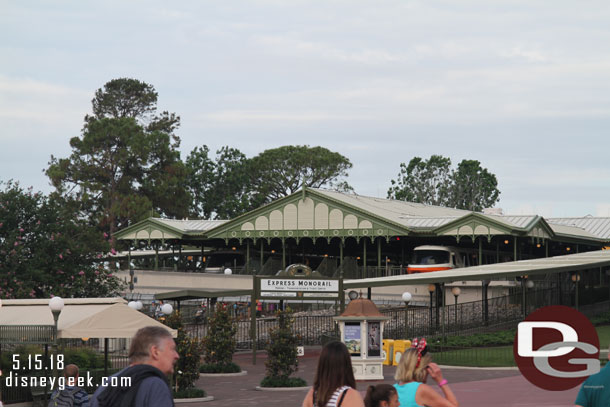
255;386;311;392
175;396;215;403
199;370;248;377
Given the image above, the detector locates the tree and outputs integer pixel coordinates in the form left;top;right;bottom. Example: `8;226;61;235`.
186;145;353;219
387;155;452;205
186;146;252;220
0;181;124;299
163;311;204;392
46;78;189;244
449;160;500;211
261;309;306;387
248;145;353;204
200;303;240;373
387;155;500;211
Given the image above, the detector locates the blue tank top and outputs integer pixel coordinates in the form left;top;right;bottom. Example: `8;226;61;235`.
393;382;423;407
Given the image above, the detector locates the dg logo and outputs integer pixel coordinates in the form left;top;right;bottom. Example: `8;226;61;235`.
514;305;600;391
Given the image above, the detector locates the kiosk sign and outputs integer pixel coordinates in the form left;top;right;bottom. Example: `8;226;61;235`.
261;278;339;293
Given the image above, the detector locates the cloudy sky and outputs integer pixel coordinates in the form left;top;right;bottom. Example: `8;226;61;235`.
2;1;609;217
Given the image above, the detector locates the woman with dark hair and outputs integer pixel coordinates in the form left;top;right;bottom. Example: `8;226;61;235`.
302;341;365;407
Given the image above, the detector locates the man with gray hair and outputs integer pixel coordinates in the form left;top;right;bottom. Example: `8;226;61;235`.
91;326;179;407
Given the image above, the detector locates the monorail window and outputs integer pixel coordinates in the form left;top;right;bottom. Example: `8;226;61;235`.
412;250;450;265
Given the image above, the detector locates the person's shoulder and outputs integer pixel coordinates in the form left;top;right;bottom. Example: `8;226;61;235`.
415;383;434;396
139;375;169;388
342;388;365;407
302;388;314;407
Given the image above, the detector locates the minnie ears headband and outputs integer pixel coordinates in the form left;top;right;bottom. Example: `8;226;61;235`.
411;338;428;368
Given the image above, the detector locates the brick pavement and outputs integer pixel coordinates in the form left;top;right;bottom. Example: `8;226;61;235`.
177;348;580;407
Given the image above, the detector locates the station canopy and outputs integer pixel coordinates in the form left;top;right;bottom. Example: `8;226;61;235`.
344;249;610;289
114;188;610;246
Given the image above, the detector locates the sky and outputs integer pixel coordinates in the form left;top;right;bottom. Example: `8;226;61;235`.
1;1;610;218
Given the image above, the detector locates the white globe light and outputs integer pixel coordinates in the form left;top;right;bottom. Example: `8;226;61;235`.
49;296;65;312
161;303;173;315
224;268;233;275
135;301;143;310
451;287;461;296
526;280;534;289
128;301;138;310
401;292;412;302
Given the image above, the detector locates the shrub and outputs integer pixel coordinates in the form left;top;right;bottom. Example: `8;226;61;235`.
164;311;205;391
202;303;238;367
63;347;106;369
173;387;206;398
260;376;307;388
261;309;305;387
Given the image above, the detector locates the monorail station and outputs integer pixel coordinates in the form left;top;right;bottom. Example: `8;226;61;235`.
113;188;610;306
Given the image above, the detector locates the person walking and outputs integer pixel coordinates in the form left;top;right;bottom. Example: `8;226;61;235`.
91;326;179;407
575;346;610;407
364;384;399;407
393;338;458;407
48;364;89;407
302;341;364;407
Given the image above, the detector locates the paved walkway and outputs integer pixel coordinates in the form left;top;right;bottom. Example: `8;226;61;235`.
179;348;581;407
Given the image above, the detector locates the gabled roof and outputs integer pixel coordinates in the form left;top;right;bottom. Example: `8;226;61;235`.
204;188;412;242
111;188;608;245
548;217;610;241
115;217;227;241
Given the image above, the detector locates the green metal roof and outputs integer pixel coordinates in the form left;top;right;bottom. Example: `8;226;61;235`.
154;288;252;300
112;188;608;245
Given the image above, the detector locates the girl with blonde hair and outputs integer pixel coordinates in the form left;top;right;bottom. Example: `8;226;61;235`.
393;338;458;407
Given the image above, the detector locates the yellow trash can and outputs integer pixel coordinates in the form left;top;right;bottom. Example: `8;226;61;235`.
382;339;394;366
392;340;412;366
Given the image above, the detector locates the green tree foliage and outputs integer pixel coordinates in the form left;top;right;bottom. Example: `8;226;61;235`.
387;155;452;205
164;311;204;390
201;304;238;368
449;159;501;211
387;155;500;211
186;146;252;219
263;310;302;384
0;181;124;298
186;145;353;218
249;146;353;204
46;78;189;243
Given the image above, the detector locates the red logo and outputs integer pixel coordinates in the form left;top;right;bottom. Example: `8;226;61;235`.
513;305;600;391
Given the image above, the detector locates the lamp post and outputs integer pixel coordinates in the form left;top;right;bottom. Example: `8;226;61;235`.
572;273;580;310
402;292;412;339
525;280;534;315
161;303;174;316
451;287;461;327
606;269;610;310
427;284;435;332
49;297;64;382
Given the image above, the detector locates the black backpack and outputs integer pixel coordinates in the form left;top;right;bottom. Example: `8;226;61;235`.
48;388;79;407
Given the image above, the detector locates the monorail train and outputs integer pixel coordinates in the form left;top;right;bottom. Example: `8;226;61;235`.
406;245;462;273
406;245;500;273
